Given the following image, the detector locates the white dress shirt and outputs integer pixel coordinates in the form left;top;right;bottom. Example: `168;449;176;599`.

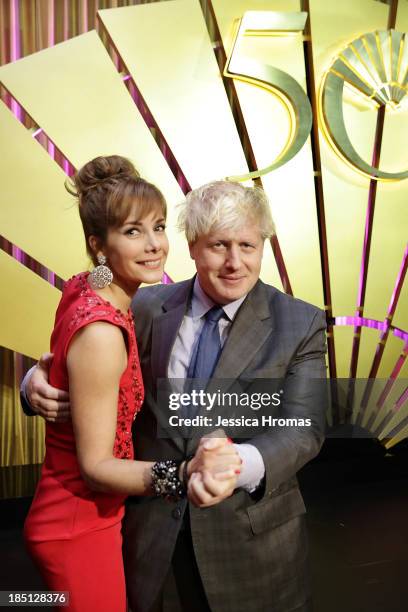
168;277;265;492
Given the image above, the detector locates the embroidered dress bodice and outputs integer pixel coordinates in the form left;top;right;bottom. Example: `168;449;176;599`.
24;272;144;541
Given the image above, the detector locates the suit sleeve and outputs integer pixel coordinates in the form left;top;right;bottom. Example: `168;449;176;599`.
20;366;37;416
249;308;327;495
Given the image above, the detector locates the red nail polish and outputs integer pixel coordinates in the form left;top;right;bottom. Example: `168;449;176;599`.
227;437;233;444
235;469;241;475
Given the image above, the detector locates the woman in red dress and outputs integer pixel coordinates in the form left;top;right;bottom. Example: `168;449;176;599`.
24;156;239;611
23;155;170;610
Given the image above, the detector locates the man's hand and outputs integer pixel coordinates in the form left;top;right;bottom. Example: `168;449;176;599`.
26;353;70;422
187;470;238;508
187;434;241;508
187;434;241;478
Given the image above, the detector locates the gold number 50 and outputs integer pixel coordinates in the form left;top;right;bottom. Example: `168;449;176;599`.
224;11;313;182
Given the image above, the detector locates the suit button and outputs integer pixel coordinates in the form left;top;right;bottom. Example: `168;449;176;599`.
172;507;182;520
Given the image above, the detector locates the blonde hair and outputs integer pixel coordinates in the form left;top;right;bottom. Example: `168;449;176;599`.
178;181;275;243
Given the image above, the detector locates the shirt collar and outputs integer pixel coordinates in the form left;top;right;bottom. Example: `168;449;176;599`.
191;276;247;321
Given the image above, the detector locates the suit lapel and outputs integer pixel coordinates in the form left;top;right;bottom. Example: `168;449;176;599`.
186;281;276;454
150;279;193;453
214;280;274;380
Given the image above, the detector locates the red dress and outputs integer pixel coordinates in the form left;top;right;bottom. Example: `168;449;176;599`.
24;273;144;611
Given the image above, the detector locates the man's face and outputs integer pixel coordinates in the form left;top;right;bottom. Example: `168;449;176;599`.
189;223;264;305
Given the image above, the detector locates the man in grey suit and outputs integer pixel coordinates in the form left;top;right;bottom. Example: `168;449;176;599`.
23;180;327;612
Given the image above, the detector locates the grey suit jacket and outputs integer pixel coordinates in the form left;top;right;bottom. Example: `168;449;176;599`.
123;277;327;612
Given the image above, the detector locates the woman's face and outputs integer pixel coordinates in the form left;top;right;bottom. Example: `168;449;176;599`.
101;203;169;291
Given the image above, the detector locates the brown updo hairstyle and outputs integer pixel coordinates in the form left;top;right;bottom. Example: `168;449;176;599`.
66;155;167;264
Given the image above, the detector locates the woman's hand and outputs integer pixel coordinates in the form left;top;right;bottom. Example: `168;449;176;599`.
187;469;238;508
187;435;242;507
187;435;241;478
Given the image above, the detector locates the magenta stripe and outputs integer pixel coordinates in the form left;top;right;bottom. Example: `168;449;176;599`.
10;0;23;122
376;351;407;409
395;387;408;411
393;329;408;343
378;380;396;406
96;15;192;196
363;245;408;389
334;316;408;343
0;235;64;290
62;158;75;176
11;243;23;263
47;139;55;159
387;245;408;317
335;316;387;331
162;272;173;285
48;0;55;46
349;106;385;384
63;0;69;39
3;88;75;176
10;0;21;61
8;1;24;265
82;1;88;33
356;199;375;309
373;384;408;437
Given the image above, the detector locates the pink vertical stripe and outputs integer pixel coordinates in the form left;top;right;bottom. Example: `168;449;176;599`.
9;0;23;265
48;0;55;46
82;0;88;33
10;0;21;61
10;0;22;122
63;0;69;39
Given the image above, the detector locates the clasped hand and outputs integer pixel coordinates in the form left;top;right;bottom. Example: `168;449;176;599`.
186;435;241;508
26;354;241;508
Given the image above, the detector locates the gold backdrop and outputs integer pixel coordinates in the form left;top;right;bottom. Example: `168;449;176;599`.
0;0;407;469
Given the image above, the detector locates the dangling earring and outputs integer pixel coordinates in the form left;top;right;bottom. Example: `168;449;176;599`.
89;254;113;289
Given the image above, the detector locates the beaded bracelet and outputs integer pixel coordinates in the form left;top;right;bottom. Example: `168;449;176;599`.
151;460;185;501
